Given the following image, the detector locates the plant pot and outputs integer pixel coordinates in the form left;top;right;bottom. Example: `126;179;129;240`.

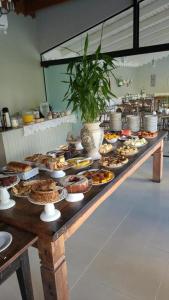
81;122;103;160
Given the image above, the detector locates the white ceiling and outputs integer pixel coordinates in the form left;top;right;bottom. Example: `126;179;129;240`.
42;0;169;66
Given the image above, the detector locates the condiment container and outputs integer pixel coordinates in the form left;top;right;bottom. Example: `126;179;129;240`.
33;110;40;119
47;112;53;120
22;111;34;124
11;117;19;128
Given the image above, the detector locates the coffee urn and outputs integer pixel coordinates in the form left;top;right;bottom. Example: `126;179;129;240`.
2;107;12;129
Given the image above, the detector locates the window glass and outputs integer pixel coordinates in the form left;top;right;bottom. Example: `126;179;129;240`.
139;0;169;47
42;7;133;62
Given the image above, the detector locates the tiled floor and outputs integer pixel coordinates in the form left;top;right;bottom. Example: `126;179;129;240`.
1;157;169;300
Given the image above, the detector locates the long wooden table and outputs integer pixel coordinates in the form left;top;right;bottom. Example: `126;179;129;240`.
0;131;166;300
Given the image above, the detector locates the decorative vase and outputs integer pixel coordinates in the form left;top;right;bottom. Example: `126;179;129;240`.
81;122;103;160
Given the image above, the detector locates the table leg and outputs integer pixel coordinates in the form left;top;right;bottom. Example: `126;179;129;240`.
16;251;34;300
38;235;69;300
153;140;164;182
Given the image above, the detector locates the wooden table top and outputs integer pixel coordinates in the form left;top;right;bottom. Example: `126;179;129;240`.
0;131;166;242
0;223;37;272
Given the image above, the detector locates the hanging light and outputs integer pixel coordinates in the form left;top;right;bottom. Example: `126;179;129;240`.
0;0;15;17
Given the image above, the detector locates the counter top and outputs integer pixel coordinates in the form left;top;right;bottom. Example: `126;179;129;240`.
0;114;76;136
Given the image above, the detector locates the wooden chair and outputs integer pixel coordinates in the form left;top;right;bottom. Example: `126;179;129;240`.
0;223;37;300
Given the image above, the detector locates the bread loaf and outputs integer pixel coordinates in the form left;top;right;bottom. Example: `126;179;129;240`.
6;161;32;173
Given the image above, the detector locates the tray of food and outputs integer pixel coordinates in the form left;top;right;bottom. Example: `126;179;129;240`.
116;145;138;156
104;132;120;143
45;155;70;171
138;131;158;139
100;154;129;169
2;162;39;180
25;154;51;165
12;178;66;201
99;143;114;154
29;179;64;205
124;137;148;148
0;175;19;189
67;157;93;170
60;174;90;193
78;169;115;185
120;129;132;137
25;154;70;171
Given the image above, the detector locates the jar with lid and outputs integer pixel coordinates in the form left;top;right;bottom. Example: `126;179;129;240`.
11;117;19;128
22;111;34;124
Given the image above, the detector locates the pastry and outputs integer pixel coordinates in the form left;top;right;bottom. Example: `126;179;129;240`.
100;155;128;168
67;158;92;169
0;175;17;187
12;179;59;198
124;137;147;148
61;175;89;193
116;145;138;156
25;154;68;170
121;129;132;136
138;131;158;139
81;169;115;185
99;144;113;154
25;154;49;164
104;132;120;140
45;156;68;170
6;161;32;173
30;179;59;204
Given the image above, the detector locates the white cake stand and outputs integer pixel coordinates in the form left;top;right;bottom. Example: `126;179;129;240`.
39;166;66;179
0;177;20;210
66;192;84;203
28;187;66;223
29;198;61;222
49;170;66;179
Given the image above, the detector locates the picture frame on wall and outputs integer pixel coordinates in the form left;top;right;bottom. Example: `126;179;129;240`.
150;74;156;87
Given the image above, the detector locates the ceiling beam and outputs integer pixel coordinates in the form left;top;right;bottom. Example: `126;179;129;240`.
14;0;69;16
41;42;169;67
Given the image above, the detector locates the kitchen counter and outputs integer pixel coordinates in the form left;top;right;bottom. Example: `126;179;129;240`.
0;115;76;166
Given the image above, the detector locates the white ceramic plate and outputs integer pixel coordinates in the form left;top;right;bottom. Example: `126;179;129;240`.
0;231;12;252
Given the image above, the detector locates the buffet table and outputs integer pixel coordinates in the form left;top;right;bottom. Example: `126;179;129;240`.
0;131;166;300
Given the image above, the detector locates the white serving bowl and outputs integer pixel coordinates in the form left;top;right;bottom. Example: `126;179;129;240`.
106;138;118;144
49;170;66;179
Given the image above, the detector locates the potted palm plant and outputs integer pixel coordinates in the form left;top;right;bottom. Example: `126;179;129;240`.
63;35;117;159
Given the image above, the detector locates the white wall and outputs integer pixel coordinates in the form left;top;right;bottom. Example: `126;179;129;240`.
37;0;133;53
136;55;169;94
111;55;169;97
112;66;138;98
0;13;44;114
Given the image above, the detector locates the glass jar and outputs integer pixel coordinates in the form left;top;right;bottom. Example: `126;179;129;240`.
11;117;19;128
22;111;34;124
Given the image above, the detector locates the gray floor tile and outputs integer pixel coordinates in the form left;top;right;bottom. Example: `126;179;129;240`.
79;239;169;300
71;273;136;300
